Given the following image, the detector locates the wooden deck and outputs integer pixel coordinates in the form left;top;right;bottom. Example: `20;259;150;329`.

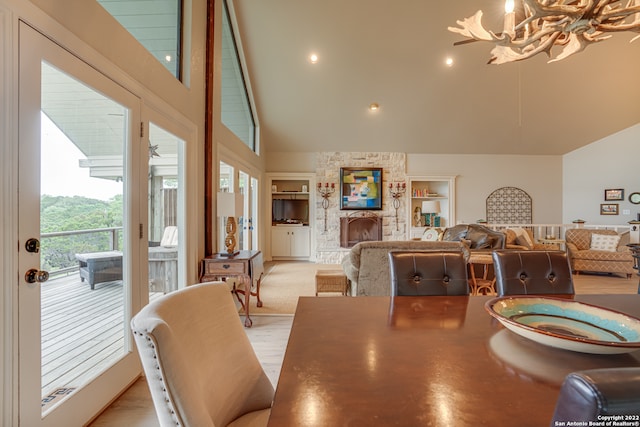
41;272;162;398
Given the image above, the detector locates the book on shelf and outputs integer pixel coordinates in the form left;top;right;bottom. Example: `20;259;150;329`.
411;188;443;198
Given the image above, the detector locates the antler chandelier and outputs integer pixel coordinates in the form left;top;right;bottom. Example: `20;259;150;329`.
448;0;640;64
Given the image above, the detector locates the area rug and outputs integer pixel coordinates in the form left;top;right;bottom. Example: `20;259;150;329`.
238;261;343;315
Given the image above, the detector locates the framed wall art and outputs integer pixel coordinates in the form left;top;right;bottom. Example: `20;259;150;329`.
604;188;624;201
600;203;619;215
339;167;383;210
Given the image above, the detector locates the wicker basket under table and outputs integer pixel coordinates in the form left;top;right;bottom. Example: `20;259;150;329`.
315;269;350;296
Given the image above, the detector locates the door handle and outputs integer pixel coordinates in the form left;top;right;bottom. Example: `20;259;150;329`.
25;269;49;284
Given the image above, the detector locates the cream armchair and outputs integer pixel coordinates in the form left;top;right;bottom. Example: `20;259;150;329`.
565;228;634;278
130;282;274;427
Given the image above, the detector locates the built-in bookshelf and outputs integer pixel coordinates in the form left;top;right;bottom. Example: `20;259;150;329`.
407;176;457;239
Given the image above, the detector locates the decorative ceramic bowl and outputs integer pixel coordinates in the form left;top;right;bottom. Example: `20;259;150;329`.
488;329;640;385
485;296;640;354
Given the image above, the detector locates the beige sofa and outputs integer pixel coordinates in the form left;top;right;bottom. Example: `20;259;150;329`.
342;240;469;296
565;228;634;277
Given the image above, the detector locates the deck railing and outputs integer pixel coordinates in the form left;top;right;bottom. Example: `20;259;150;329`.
40;227;122;276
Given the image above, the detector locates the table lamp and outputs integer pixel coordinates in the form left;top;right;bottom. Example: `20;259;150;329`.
421;200;441;227
217;191;244;257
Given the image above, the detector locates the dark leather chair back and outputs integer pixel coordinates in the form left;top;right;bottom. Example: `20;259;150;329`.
388;251;469;296
551;368;640;426
492;250;574;296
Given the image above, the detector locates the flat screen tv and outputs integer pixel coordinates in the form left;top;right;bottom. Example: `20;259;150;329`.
272;199;309;224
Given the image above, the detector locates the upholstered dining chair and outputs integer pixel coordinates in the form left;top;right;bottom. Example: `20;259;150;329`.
550;368;640;425
388;250;469;296
130;282;274;427
492;250;574;297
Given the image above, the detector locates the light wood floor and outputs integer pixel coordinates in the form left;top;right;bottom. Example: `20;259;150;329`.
88;270;638;426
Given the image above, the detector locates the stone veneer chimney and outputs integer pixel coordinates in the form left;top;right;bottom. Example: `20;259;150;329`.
315;152;406;263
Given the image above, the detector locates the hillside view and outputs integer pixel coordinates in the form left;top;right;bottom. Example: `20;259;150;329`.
40;194;123;272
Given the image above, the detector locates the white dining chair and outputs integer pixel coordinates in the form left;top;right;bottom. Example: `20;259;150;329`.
130;282;274;427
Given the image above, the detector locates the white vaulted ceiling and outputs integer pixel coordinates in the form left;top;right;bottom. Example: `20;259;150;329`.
230;0;640;155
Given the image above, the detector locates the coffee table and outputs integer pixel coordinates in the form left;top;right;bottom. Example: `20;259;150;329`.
75;251;123;289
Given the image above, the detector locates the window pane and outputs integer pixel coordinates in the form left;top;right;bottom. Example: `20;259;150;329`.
148;122;183;297
40;61;128;407
97;0;182;79
221;0;256;151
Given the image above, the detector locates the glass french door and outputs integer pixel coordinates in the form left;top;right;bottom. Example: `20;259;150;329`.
18;23;143;425
219;161;234;252
238;172;259;251
238;171;249;250
250;176;259;250
147;119;185;299
219;165;259;252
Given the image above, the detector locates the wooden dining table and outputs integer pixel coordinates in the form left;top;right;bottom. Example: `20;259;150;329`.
267;294;640;427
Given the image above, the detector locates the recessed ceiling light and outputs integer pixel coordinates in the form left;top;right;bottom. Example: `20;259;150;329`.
309;53;319;64
445;57;454;67
165;55;172;62
369;103;380;111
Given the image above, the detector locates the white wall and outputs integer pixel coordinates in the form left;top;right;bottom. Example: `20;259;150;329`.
266;152;317;172
563;123;640;226
408;154;563;224
267;152;564;225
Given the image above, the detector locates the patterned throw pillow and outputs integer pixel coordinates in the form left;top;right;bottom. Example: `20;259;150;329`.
510;227;533;249
515;234;533;249
590;233;621;252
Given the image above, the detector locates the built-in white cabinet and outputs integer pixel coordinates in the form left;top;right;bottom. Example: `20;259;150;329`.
407;175;457;239
267;173;315;260
271;225;310;258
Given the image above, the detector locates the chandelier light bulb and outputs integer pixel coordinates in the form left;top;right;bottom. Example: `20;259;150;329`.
449;0;640;64
504;0;515;13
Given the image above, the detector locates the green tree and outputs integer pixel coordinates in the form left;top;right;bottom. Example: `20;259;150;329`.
40;194;123;272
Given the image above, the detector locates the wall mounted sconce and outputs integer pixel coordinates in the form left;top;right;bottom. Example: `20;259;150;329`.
389;182;406;231
317;182;335;232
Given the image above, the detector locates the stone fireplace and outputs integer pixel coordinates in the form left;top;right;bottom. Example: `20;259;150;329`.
315;152;407;263
340;212;383;248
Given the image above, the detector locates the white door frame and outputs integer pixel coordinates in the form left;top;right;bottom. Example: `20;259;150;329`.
2;2;201;423
17;21;144;426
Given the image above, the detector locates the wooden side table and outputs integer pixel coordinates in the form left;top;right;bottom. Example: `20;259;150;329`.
199;250;264;327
